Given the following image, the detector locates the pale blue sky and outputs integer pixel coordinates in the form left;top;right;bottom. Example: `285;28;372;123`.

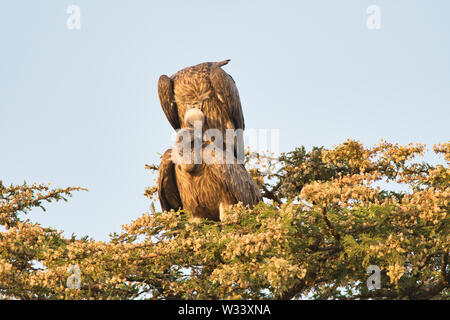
1;1;449;240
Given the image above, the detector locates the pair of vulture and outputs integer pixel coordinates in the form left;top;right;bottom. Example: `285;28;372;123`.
156;60;261;221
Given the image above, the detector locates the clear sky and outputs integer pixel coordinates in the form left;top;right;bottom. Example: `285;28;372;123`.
1;0;449;241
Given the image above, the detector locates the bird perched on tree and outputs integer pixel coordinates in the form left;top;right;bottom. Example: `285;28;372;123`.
157;126;261;221
158;59;245;160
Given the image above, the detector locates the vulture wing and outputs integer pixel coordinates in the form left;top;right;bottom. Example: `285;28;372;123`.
209;61;245;130
211;161;262;207
157;149;183;212
158;75;180;130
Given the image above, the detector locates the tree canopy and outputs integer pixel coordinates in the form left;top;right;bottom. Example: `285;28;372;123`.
0;140;448;299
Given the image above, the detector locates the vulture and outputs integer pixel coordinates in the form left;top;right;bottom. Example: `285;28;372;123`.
158;126;261;221
158;59;244;160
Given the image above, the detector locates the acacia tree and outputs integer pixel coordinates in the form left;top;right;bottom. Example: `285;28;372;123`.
0;140;448;300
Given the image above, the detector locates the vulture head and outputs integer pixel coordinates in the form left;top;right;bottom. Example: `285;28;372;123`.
172;127;201;173
184;107;205;128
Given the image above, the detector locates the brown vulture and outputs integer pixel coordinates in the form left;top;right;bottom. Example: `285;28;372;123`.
157;127;261;221
158;59;245;159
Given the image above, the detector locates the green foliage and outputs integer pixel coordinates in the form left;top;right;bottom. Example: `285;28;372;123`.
0;140;448;300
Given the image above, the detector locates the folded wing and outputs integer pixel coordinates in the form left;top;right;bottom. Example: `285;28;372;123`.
157;149;182;212
158;75;180;130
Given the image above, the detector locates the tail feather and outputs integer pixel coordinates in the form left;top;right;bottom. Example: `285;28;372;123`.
216;59;231;67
